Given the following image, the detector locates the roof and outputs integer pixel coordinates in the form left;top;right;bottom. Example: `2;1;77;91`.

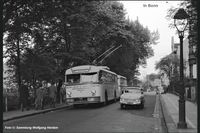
117;75;127;79
65;65;117;75
125;86;141;90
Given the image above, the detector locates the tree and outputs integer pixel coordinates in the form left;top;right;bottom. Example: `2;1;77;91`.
166;0;197;49
103;18;159;83
4;1;159;101
148;73;160;81
155;54;179;78
155;53;180;93
3;7;33;107
142;77;152;92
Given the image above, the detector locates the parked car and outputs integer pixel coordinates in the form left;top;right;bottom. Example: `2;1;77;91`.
120;86;145;109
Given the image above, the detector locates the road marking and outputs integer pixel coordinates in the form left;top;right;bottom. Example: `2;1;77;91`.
165;95;196;129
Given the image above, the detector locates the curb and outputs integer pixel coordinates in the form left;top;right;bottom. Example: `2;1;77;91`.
159;95;178;133
153;94;163;133
158;94;168;133
3;105;73;122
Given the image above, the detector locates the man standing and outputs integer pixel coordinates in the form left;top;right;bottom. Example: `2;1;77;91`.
56;79;63;103
49;82;57;108
35;83;44;110
60;84;66;104
20;82;30;111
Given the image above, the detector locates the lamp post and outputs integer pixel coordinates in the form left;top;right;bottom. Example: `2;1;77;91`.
173;8;189;129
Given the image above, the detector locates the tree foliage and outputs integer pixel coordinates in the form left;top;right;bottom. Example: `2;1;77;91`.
155;53;181;93
155;53;179;78
166;0;197;43
148;73;160;81
3;0;159;89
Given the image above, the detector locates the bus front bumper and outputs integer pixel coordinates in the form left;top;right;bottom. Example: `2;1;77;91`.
66;97;100;104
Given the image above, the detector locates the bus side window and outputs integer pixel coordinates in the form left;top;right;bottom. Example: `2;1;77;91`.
99;72;102;82
75;78;80;83
99;71;106;82
100;76;106;82
99;71;102;82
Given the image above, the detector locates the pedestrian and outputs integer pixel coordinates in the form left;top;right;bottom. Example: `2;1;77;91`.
20;82;30;111
49;82;57;108
42;81;48;108
60;84;66;104
57;79;64;103
35;83;44;110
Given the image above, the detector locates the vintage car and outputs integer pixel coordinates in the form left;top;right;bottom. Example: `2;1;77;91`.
120;86;144;109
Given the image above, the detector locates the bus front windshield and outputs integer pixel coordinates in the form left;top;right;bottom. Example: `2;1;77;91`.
66;72;98;84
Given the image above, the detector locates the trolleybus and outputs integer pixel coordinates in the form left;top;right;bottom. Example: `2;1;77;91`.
117;75;128;95
64;65;118;105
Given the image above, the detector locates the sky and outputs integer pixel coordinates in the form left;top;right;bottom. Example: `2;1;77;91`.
120;1;182;80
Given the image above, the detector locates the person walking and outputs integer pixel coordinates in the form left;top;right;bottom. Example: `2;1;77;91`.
41;81;48;108
60;84;66;104
20;82;30;111
49;82;57;108
56;79;62;103
35;83;44;110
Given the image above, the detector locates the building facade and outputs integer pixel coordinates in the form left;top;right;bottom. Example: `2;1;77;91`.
171;36;197;102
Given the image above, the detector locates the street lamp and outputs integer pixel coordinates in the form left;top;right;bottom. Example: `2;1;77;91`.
173;8;189;129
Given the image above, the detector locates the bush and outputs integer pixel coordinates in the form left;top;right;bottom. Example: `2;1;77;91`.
4;92;20;111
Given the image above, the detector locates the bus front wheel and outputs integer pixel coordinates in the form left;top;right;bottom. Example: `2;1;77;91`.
121;104;125;109
104;92;108;105
114;91;117;102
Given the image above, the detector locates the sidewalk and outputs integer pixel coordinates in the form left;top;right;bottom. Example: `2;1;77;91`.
3;103;72;122
160;93;197;133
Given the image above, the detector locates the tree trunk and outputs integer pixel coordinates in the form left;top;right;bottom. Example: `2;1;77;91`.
32;71;36;101
63;23;71;52
16;37;22;108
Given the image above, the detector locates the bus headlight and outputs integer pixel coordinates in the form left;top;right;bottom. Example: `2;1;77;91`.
66;98;74;102
120;98;124;102
66;91;72;97
134;99;141;103
91;90;96;96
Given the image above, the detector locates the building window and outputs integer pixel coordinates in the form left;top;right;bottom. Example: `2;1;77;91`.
189;64;193;78
193;64;197;79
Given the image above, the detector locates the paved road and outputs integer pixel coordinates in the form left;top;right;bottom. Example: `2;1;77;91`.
4;94;157;133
